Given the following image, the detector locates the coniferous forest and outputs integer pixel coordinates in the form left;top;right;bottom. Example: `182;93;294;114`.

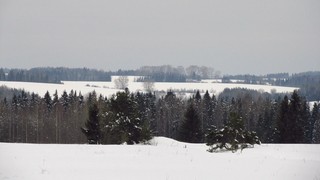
0;85;319;144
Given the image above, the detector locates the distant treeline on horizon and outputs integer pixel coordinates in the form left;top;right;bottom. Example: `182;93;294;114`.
0;66;320;101
1;65;319;81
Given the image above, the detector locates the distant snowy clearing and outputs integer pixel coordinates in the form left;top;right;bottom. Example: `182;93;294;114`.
0;80;298;97
1;137;319;180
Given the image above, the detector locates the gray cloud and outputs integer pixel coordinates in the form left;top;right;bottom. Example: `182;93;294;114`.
0;0;319;74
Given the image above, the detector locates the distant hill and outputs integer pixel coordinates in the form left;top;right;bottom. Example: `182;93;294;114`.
1;67;319;100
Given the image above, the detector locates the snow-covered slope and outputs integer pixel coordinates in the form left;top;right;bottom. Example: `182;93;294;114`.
1;137;319;180
0;80;297;97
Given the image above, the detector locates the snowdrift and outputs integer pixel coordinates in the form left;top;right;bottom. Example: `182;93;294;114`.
1;137;320;180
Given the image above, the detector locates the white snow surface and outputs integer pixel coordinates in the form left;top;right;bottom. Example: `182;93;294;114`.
0;80;297;97
1;137;320;180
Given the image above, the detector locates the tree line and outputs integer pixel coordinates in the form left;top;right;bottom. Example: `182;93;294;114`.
0;87;319;144
0;65;218;83
274;71;320;101
0;67;112;83
1;67;319;101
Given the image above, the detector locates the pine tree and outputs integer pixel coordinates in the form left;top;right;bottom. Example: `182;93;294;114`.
135;92;153;142
81;103;101;144
206;112;260;153
61;91;69;111
277;95;289;143
0;98;9;142
288;91;303;143
312;103;320;143
145;92;157;136
30;92;40;143
104;90;151;144
195;90;201;102
202;90;213;131
257;98;276;143
301;100;311;143
277;91;309;143
52;90;59;105
179;103;203;143
44;91;52;110
163;91;181;139
288;91;305;143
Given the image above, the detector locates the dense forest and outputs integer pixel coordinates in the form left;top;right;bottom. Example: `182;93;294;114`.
0;86;319;144
0;67;112;83
0;66;216;83
274;72;320;101
223;72;320;101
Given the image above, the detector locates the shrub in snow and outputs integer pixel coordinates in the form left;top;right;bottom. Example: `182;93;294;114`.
205;113;261;153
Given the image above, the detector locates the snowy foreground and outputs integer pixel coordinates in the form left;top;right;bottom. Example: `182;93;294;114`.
1;137;320;180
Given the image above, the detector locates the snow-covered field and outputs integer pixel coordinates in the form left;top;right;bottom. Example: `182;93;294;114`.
0;137;319;180
0;80;298;98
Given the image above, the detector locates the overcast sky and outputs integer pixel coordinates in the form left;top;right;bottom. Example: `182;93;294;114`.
0;0;319;75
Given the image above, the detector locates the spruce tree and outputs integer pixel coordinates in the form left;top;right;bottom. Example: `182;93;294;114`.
163;91;181;139
277;95;289;143
135;92;153;142
61;91;69;111
288;91;305;143
104;90;151;144
301;100;311;143
312;103;320;143
81;103;101;144
195;90;201;102
256;97;276;143
44;91;52;110
277;91;309;143
179;103;203;143
206;112;260;153
202;90;213;131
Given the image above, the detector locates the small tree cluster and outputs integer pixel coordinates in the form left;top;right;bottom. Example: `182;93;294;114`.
276;91;315;143
82;89;152;145
206;113;261;153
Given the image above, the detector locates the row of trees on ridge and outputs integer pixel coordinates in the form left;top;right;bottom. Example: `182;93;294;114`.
0;87;319;144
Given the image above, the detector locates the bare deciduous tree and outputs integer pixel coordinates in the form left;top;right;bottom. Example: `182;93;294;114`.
114;76;129;90
143;78;155;92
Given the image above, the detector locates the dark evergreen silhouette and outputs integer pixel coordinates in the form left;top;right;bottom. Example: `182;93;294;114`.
276;91;311;143
277;95;290;143
81;103;101;144
103;89;151;144
288;91;305;143
179;103;203;143
206;113;260;153
312;103;320;143
202;91;215;132
256;97;277;143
